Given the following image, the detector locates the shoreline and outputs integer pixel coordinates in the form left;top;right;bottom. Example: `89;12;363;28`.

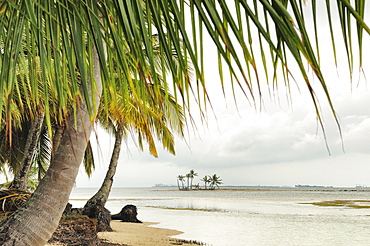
156;187;370;192
46;220;203;246
98;220;203;246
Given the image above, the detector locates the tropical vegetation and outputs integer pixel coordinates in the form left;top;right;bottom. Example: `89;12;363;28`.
177;171;222;190
209;174;223;190
0;0;368;245
82;86;185;230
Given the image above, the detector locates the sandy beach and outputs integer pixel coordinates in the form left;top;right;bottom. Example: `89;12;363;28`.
46;219;201;246
98;220;200;246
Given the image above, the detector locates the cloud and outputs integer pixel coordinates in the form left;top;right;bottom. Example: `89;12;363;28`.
76;80;370;188
75;13;370;188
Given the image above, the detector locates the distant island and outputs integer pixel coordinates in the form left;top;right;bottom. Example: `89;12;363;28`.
295;184;333;188
151;184;370;192
153;184;176;187
176;170;222;190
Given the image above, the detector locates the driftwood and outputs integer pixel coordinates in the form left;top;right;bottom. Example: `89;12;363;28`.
111;204;142;223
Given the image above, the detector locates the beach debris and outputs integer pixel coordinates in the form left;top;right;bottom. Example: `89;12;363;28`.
111;204;142;223
168;238;206;245
47;215;99;245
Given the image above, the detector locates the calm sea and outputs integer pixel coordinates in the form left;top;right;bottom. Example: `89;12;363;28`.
70;187;370;246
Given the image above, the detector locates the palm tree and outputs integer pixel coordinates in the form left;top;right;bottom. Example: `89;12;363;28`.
188;169;198;190
0;6;104;242
185;173;192;190
1;64;184;194
0;1;367;245
83;87;185;228
10;111;45;190
209;174;223;190
176;175;181;190
0;116;80;191
83;27;186;221
0;87;51;191
201;175;211;190
177;175;185;190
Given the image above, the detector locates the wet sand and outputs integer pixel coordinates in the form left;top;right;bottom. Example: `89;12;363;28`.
98;220;198;246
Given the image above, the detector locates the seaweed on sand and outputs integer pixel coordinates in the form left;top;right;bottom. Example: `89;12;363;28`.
168;238;207;245
48;215;127;246
303;200;370;209
0;189;31;218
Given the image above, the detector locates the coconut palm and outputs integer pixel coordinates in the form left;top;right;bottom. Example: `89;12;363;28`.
177;175;186;190
83;31;186;222
185;173;192;190
0;116;86;191
10;112;45;190
0;22;104;246
201;175;211;190
188;169;198;190
1;75;183;193
0;114;50;191
83;86;185;228
176;176;181;190
209;174;223;190
0;76;50;190
0;1;368;245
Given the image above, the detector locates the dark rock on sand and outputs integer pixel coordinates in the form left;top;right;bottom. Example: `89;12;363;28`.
111;205;142;223
63;202;73;215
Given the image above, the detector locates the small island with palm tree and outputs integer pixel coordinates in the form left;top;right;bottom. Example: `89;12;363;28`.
177;170;222;190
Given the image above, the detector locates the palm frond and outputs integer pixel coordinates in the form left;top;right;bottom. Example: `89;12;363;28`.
83;141;95;178
0;0;369;168
2;5;370;242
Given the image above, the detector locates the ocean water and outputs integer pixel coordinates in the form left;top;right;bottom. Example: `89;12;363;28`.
70;187;370;246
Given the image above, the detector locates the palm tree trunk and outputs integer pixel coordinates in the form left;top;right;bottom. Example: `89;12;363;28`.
52;124;65;155
11;111;45;190
0;49;102;246
84;126;123;209
81;126;123;231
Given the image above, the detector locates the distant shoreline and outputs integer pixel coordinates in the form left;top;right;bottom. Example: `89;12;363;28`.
72;186;370;192
151;186;370;192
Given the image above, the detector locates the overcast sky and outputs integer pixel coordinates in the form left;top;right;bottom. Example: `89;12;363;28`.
76;3;370;188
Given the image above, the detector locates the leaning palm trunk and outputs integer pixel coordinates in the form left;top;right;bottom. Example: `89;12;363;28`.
85;127;123;207
0;50;102;245
11;111;45;190
82;126;123;231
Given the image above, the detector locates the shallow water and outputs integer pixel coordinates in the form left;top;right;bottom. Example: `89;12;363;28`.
70;187;370;246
